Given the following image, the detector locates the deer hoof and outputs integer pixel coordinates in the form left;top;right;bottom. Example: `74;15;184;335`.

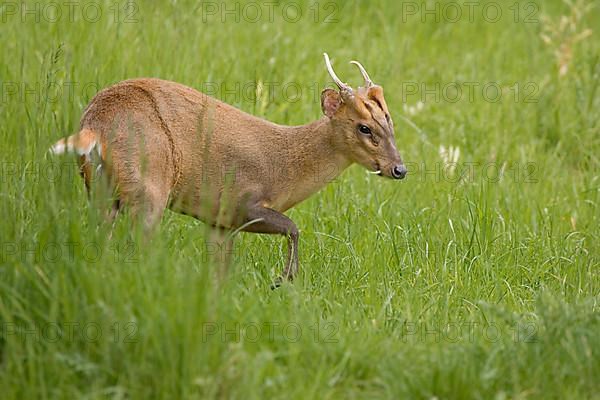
271;276;284;290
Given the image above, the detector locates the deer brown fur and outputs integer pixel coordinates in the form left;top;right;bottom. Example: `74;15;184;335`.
50;54;406;285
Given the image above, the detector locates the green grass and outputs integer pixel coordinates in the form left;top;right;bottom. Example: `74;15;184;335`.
1;0;599;398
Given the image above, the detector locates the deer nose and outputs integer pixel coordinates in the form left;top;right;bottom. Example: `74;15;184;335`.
391;164;407;180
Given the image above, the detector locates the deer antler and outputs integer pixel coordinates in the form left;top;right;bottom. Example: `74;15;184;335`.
350;60;374;88
323;53;353;97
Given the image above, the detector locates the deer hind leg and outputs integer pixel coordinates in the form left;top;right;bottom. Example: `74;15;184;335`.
77;154;93;198
108;134;172;232
108;198;121;222
106;199;121;241
77;151;122;238
119;181;169;233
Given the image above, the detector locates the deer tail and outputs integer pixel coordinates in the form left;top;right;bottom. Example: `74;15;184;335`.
49;128;99;156
49;128;101;194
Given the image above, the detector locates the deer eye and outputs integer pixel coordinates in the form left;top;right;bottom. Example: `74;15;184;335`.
358;124;372;135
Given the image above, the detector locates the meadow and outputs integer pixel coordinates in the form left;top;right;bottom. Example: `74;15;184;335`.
0;0;599;398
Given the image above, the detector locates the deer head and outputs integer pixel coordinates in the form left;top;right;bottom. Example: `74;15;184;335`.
321;53;406;180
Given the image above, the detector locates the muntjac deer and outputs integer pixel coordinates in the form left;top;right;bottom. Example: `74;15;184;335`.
50;53;406;286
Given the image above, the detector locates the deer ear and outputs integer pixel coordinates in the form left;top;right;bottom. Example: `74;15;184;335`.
321;88;342;118
367;85;390;115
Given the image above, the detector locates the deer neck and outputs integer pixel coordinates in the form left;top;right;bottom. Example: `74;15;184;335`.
286;117;351;181
267;117;352;211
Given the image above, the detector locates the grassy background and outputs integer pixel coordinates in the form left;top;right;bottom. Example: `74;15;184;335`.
1;0;599;398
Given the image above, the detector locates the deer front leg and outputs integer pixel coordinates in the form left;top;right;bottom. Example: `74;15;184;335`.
242;206;299;286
